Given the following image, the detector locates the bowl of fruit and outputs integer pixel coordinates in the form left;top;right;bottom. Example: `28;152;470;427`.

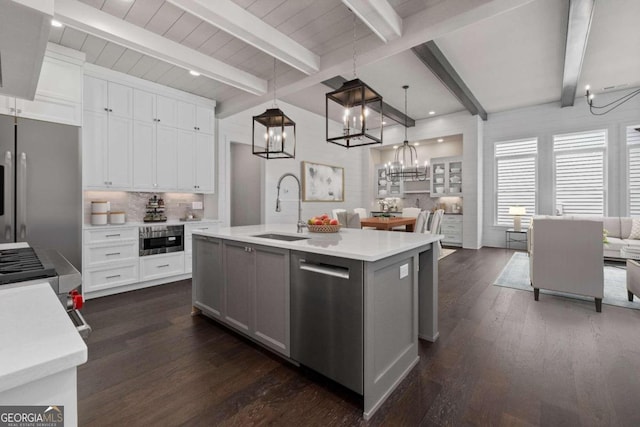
307;214;341;233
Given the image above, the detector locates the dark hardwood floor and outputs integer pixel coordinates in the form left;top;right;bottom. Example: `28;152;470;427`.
78;248;640;426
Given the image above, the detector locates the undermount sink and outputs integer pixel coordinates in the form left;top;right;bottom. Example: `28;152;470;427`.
252;233;309;242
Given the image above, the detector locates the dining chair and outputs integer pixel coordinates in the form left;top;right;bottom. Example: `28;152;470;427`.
353;208;367;219
331;209;346;220
429;209;445;252
414;211;428;233
394;207;421;231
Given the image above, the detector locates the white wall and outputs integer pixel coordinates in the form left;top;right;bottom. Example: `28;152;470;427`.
482;90;640;247
218;100;369;226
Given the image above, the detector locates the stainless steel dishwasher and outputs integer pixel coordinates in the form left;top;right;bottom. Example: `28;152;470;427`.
290;251;364;394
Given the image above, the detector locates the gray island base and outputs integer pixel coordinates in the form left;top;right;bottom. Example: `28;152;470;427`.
191;224;442;420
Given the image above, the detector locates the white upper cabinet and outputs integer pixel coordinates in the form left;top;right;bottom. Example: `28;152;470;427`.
177;101;197;131
196;105;214;134
83;65;215;193
2;45;84;126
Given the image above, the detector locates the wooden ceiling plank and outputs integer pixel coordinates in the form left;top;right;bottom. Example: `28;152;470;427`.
55;0;267;95
79;34;108;63
94;42;126;69
167;0;320;74
100;0;134;19
341;0;403;42
111;49;144;74
59;26;89;51
560;0;595;107
144;2;185;36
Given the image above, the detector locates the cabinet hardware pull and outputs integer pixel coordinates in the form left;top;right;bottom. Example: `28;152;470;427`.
106;252;121;256
157;264;170;268
104;108;109;112
105;234;121;237
106;274;121;279
157;119;160;122
109;109;113;112
16;109;21;114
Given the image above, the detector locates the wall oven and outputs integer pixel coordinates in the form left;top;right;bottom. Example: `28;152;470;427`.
139;225;184;256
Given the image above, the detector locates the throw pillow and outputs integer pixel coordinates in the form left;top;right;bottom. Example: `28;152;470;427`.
603;229;609;244
629;218;640;239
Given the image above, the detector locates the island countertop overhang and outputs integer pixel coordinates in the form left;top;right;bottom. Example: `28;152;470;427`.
192;224;443;262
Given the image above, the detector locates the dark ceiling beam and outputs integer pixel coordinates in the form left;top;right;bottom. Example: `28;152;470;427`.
321;76;415;127
411;41;487;121
560;0;595;107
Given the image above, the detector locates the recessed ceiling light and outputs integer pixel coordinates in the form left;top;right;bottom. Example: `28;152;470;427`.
51;19;63;28
413;142;419;146
429;111;435;115
437;138;444;143
189;70;200;76
393;145;399;149
382;121;387;125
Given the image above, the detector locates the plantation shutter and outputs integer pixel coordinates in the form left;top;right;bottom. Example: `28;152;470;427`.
553;130;606;216
628;126;640;215
495;139;537;226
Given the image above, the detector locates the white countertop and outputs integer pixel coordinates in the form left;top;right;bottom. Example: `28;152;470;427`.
84;218;221;229
194;224;443;262
0;242;30;250
0;283;88;394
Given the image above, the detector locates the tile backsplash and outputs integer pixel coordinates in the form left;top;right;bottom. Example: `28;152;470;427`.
84;191;204;224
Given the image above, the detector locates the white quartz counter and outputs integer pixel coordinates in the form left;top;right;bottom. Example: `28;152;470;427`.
0;283;88;394
83;219;220;229
194;224;443;262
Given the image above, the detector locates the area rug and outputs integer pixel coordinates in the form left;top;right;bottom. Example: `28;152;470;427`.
439;248;456;260
494;252;637;310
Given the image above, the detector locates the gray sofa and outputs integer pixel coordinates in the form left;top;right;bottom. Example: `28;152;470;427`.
529;216;638;259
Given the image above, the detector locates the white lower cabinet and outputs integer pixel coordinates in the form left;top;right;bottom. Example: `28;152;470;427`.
84;242;138;266
139;252;185;281
441;215;463;247
84;263;139;293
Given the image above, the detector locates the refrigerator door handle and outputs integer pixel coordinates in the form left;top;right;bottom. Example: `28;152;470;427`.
19;152;26;240
4;151;13;240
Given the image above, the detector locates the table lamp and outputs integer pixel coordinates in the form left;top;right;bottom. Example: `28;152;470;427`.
509;206;527;232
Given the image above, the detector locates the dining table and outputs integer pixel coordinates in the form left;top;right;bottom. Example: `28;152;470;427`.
360;216;416;232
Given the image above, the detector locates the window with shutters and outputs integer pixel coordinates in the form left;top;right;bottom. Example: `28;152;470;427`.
628;125;640;216
494;138;537;227
553;130;606;216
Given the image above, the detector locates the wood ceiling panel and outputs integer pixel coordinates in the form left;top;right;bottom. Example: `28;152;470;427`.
223;45;263;69
80;34;108;63
290;8;367;52
245;0;288;19
231;0;258;9
141;60;174;82
261;0;316;28
172;74;209;93
111;49;144;74
180;22;219;50
214;38;253;61
100;0;134;19
48;26;64;44
59;27;89;52
124;0;165;28
155;65;188;87
145;2;185;36
275;1;342;36
127;55;161;78
94;42;126;68
163;10;203;43
199;31;236;56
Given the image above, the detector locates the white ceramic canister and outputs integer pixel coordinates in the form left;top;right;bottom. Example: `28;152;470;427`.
109;211;126;224
91;201;109;214
91;212;108;225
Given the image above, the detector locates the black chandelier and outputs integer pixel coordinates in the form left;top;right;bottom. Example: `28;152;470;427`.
585;84;640;116
253;59;296;159
325;11;383;148
386;86;427;181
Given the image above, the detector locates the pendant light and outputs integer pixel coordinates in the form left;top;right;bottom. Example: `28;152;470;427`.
253;59;296;159
325;12;383;148
386;86;427;181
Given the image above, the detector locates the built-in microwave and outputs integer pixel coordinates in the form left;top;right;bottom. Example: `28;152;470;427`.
139;225;184;256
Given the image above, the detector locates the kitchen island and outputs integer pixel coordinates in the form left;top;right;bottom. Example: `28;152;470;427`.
191;224;442;419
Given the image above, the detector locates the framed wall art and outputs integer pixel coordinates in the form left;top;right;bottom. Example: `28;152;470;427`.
302;161;344;202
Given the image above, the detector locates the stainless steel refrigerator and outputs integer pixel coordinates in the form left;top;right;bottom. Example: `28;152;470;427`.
0;115;81;269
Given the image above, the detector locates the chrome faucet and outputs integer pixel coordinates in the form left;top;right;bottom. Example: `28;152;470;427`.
276;173;306;233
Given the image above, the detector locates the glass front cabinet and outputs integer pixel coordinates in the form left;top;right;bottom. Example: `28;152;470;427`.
375;164;403;198
431;156;462;197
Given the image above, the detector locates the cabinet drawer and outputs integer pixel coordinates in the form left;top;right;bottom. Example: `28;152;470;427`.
441;223;462;232
442;233;462;243
84;262;139;292
140;252;185;281
85;242;137;266
85;227;137;244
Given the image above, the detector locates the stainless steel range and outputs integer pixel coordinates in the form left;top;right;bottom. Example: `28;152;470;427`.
0;246;91;339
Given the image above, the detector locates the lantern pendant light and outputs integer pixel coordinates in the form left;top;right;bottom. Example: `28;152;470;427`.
253;59;296;159
325;12;383;148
